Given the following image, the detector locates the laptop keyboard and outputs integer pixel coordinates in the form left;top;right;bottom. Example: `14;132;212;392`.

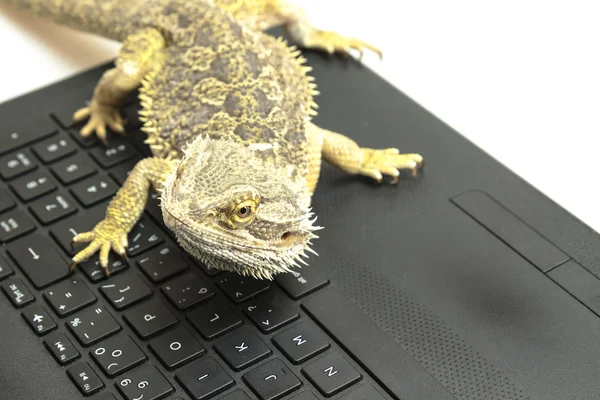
0;108;390;399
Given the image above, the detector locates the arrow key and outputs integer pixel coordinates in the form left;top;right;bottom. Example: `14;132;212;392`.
6;234;69;288
70;173;119;207
244;290;299;333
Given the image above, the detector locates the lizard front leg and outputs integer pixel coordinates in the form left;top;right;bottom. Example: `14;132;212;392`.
313;123;424;183
73;27;166;144
70;157;176;275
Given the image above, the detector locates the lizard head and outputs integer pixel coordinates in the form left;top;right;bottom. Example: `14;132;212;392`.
160;135;322;280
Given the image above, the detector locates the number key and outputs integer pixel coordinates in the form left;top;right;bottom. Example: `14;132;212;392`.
91;142;135;168
70;173;118;206
0;150;37;180
10;171;57;202
32;136;76;163
116;365;173;400
67;306;121;346
91;335;147;377
51;154;97;185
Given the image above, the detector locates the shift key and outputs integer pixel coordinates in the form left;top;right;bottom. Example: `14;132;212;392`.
7;234;70;289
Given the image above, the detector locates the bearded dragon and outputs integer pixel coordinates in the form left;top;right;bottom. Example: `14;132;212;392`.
4;0;424;279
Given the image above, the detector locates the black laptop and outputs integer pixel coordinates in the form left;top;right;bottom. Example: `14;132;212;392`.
2;27;600;400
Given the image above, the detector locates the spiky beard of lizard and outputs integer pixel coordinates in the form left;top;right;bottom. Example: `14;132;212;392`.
159;135;322;280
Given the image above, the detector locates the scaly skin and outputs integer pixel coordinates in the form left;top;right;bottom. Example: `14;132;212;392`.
3;0;424;279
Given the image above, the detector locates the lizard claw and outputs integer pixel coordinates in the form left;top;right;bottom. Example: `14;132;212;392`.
70;219;129;276
359;148;424;183
73;100;125;145
306;29;383;60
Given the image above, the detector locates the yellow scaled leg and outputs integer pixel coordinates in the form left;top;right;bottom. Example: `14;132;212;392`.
73;27;166;144
314;123;423;183
70;157;176;275
214;0;382;59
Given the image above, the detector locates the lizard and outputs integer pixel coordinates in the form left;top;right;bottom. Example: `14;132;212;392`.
3;0;424;279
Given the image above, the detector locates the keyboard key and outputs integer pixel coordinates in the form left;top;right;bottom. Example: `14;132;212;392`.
196;259;222;277
0;255;14;280
214;326;271;371
275;268;329;300
69;129;99;148
302;352;361;397
67;306;121;346
49;202;107;255
244;290;299;333
67;361;104;396
70;174;119;206
44;331;80;365
217;273;270;304
51;153;97;185
187;298;243;340
10;171;57;202
222;390;251;400
0;128;55;156
272;321;330;365
0;188;16;212
44;278;96;317
289;392;318;400
162;272;214;310
116;365;173;400
90;142;136;168
29;192;77;224
127;218;164;256
81;254;129;283
7;234;70;288
243;358;301;400
137;246;188;283
175;357;234;400
344;384;386;400
0;209;35;242
108;159;138;185
124;298;178;339
91;335;148;377
32;136;77;163
0;150;37;180
149;326;206;370
2;278;34;307
100;274;152;310
22;305;57;336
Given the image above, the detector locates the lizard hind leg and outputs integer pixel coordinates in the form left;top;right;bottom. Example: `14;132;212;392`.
314;123;424;184
73;27;166;144
279;2;382;59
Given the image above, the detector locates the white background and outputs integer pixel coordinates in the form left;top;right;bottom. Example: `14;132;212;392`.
1;1;599;230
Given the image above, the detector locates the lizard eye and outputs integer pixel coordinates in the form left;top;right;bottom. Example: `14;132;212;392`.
230;199;258;227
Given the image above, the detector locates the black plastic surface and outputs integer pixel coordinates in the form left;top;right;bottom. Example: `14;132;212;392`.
2;26;600;400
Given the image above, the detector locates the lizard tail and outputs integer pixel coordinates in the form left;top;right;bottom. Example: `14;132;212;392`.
1;0;146;41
